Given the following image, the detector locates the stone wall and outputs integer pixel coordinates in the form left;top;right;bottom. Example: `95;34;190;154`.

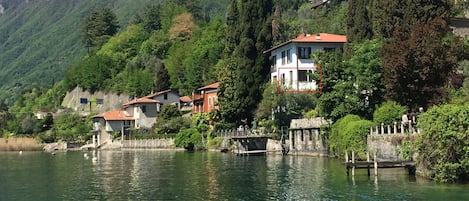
367;134;416;161
61;87;130;115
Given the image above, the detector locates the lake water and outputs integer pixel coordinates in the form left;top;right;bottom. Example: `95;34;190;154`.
1;150;468;201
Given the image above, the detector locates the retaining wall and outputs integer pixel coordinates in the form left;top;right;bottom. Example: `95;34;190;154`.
367;134;416;161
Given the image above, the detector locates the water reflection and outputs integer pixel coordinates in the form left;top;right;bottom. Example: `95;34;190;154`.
2;151;469;201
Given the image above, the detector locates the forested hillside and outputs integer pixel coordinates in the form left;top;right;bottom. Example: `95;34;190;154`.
0;0;175;105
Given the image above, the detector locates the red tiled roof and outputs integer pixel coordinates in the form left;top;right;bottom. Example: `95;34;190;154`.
123;97;159;107
144;89;173;98
198;82;220;90
92;110;134;121
263;33;347;53
292;33;346;43
180;96;192;102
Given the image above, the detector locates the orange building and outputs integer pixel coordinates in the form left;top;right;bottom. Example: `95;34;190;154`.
192;82;219;114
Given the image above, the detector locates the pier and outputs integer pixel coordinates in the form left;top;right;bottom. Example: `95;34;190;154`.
344;150;416;176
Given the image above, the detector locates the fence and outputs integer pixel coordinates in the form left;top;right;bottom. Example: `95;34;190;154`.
122;138;175;149
370;121;420;135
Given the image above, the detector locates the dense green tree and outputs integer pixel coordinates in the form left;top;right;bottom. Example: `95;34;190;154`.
97;24;149;69
184;18;225;92
53;109;91;142
416;104;469;183
64;54;114;92
256;82;316;133
218;0;273;124
373;100;406;125
347;0;373;43
139;30;172;58
314;40;384;121
155;61;171;92
141;4;162;33
80;8;120;53
371;0;452;39
382;18;459;107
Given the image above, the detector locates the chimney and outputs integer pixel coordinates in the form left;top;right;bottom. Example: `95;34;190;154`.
316;33;320;40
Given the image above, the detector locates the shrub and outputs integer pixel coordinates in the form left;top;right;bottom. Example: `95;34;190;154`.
174;128;203;151
415;104;469;183
329;115;373;158
373;100;406;125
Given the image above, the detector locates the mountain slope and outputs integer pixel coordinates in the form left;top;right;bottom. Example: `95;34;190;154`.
0;0;160;105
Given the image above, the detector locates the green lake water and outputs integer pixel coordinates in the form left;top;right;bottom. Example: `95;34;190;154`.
1;150;468;201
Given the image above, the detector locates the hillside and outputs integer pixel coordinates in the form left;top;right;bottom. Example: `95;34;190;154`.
0;0;162;105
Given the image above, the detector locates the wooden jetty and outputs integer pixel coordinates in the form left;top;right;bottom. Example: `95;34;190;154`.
344;151;416;176
235;150;267;156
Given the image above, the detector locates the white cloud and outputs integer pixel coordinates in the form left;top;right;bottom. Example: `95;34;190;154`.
0;4;4;14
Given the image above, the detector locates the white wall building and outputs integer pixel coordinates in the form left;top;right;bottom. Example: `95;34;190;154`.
264;33;346;92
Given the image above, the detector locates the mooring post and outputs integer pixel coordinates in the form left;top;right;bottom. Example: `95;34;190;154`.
374;151;378;176
367;151;371;176
352;151;355;176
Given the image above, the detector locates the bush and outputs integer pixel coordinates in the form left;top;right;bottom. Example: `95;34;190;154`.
329;114;373;157
373;100;406;125
304;109;318;119
415;104;469;183
174;128;203;151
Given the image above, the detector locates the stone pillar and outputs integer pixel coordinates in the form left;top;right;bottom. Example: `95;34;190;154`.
289;129;293;151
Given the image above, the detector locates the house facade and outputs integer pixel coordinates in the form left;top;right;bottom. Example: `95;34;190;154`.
122;97;160;129
145;89;181;108
264;33;346;92
192;82;219;114
91;110;135;146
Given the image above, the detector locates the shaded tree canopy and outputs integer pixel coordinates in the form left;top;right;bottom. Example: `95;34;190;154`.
218;0;273;124
382;18;460;107
80;8;120;53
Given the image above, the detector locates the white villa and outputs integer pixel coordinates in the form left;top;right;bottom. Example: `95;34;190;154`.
264;33;346;92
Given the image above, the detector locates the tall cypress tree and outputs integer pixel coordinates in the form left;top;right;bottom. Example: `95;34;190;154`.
347;0;373;43
218;0;273;124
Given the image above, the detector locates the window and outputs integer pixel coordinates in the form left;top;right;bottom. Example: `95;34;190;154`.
298;47;311;59
298;70;313;82
141;105;146;113
281;73;285;85
208;97;213;109
287;49;292;63
324;47;336;52
281;51;286;65
271;55;277;73
164;94;168;100
272;55;277;68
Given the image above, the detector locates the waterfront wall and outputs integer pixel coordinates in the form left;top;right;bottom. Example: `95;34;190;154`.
122;139;176;149
367;134;416;161
0;137;42;151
